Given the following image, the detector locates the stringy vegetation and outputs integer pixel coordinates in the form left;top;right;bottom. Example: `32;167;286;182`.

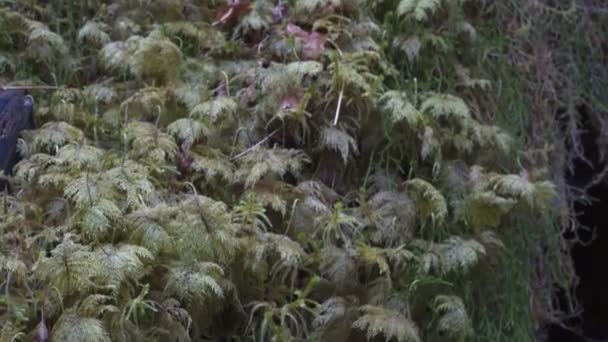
1;0;598;341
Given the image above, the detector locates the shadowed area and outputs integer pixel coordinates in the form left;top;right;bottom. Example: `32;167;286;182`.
567;114;608;341
550;108;608;341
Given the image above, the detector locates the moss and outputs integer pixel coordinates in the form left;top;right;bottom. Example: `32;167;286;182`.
1;0;599;340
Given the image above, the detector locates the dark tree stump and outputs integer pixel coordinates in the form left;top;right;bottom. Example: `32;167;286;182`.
0;89;35;188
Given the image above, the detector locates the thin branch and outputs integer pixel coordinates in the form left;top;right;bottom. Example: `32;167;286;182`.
333;87;344;126
1;86;59;91
185;182;210;233
232;129;279;160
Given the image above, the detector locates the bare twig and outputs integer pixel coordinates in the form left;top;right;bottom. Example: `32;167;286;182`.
232;129;279;159
185;182;210;233
333;87;344;126
1;85;59;91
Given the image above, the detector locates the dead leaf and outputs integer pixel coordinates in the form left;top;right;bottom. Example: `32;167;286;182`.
213;1;252;27
286;23;327;60
273;1;289;23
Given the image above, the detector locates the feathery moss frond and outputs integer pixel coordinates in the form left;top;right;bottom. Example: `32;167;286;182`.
120;87;169;122
51;308;112;342
160;21;226;54
26;21;68;62
189;146;235;182
320;246;357;289
33;237;98;296
472;124;513;154
285;61;325;79
393;35;422;63
54;144;105;170
164;262;226;304
235;147;310;187
477;231;506;250
433;295;474;341
92;244;152;291
32;122;85;154
77;198;122;240
319;126;358;164
0;321;25;342
397;0;443;21
233;191;272;233
78;294;119;317
359;190;417;245
292;0;326;16
489;174;556;209
167;118;209;146
314;202;362;245
380;90;422;128
329;58;374;94
420;236;487;274
12;153;53;185
234;2;273;37
266;232;306;268
85;83;115;106
405;178;448;225
78;21;111;47
101;160;156;210
130;35;183;82
313;296;355;339
248;179;298;215
357;243;415;277
64;172;116;207
462;191;516;231
420;126;441;161
352;305;421;342
0;253;27;281
0;8;29;39
99;38;141;74
173;195;241;264
125;121;178;163
190;97;238;123
420;93;471;123
125;203;175;254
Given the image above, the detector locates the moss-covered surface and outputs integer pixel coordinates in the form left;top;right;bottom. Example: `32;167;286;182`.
1;1;606;341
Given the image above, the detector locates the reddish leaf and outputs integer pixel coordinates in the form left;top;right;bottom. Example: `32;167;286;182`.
280;94;301;111
33;313;49;342
286;23;307;37
213;1;252;27
302;32;327;60
321;3;338;15
178;144;193;174
286;23;327;60
273;1;289;23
